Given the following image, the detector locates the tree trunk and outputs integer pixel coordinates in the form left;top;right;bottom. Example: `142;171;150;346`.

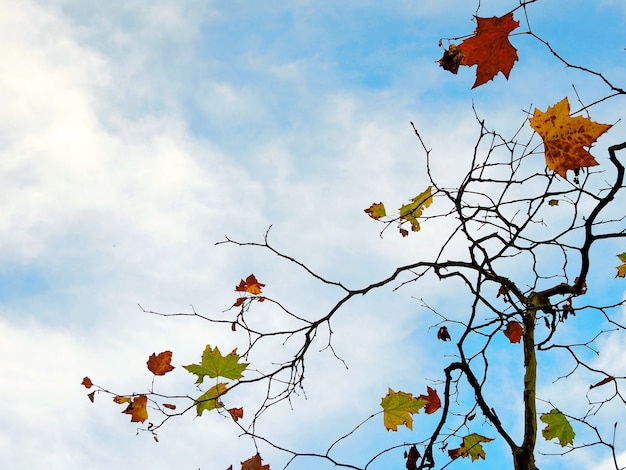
513;306;539;470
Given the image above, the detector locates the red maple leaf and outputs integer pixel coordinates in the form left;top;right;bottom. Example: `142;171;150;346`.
457;13;520;88
418;386;441;414
503;321;523;343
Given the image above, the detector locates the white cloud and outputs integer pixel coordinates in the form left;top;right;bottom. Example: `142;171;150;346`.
1;0;625;469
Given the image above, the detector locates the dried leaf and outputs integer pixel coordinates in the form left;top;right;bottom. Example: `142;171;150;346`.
529;97;612;179
87;391;95;403
589;376;615;389
147;351;175;376
405;444;420;470
163;403;177;410
241;453;270;470
81;377;93;389
235;274;265;295
437;326;451;341
503;321;523;343
228;407;244;421
418;386;441;414
457;13;520;88
122;395;149;423
437;44;464;74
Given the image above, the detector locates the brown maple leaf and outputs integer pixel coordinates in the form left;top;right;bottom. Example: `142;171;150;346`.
437;326;451;341
241;453;270;470
437;44;464;74
81;376;93;389
235;274;265;295
529;97;612;179
457;12;520;88
147;350;175;376
405;444;421;470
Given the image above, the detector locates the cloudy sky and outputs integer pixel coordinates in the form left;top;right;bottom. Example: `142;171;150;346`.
1;0;625;469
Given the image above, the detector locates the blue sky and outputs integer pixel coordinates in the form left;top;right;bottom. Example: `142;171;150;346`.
0;0;625;469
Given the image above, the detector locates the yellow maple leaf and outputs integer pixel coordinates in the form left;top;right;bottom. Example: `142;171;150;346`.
529;97;612;179
380;388;427;431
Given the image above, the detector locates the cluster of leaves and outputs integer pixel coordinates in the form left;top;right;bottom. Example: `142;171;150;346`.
82;276;268;469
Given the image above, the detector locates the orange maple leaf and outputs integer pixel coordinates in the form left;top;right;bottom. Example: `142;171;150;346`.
235;274;265;295
241;453;270;470
122;395;149;423
457;13;519;88
529;97;612;178
81;376;93;389
147;350;175;376
228;407;244;421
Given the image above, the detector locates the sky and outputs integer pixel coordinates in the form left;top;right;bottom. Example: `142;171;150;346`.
0;0;625;469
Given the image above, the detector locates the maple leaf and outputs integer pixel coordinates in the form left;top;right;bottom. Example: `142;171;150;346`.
615;253;626;278
380;388;428;431
448;433;494;461
183;344;249;384
81;377;93;389
87;391;95;403
457;13;519;88
437;326;451;341
163;403;177;410
235;274;265;295
241;452;270;470
437;44;464;74
405;444;420;470
548;199;559;206
399;186;433;233
418;386;441;414
529;97;612;179
503;321;523;343
195;382;227;416
540;409;575;446
122;395;149;423
147;350;175;376
228;407;244;421
364;202;387;220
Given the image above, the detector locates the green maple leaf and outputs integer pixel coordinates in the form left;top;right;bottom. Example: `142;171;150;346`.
183;344;249;384
448;433;494;462
380;388;427;431
195;382;227;416
540;409;575;446
399;186;433;233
